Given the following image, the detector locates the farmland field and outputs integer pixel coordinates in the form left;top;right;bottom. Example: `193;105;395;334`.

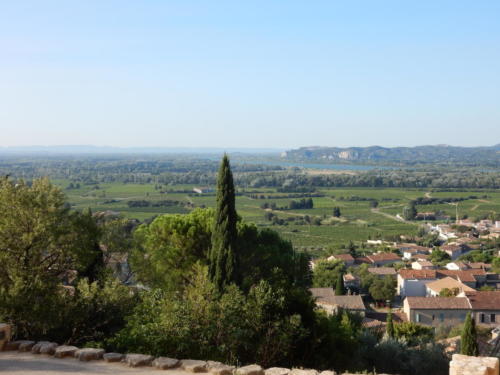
56;179;500;251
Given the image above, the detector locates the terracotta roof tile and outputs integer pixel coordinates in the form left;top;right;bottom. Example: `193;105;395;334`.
368;267;397;276
405;297;471;309
398;244;431;253
465;291;500;310
468;262;491;270
399;269;437;279
310;288;335;301
310;289;366;310
367;252;401;262
331;254;354;262
325;295;366;310
426;277;476;294
437;269;486;283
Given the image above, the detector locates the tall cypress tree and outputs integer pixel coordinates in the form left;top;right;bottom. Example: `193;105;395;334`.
386;309;395;338
461;312;479;356
335;272;345;295
209;154;238;292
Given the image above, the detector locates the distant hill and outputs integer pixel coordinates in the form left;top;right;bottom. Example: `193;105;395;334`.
281;145;500;166
0;145;283;155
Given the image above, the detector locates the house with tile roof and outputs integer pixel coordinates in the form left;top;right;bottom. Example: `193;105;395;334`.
403;297;471;326
425;276;476;297
310;287;335;301
310;288;366;316
328;253;355;267
437;269;487;288
367;267;397;277
460;291;500;327
468;262;492;271
397;270;438;297
411;260;435;270
366;252;401;266
433;224;458;241
441;244;471;260
398;244;432;260
445;261;470;271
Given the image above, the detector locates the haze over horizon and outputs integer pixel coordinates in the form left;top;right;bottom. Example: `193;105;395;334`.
2;1;499;148
1;143;499;154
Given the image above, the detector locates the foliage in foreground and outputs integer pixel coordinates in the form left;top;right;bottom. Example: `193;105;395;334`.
110;266;311;367
0;175;451;375
0;177;137;343
354;333;449;375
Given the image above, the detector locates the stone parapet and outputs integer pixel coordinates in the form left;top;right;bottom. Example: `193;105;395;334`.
450;354;499;375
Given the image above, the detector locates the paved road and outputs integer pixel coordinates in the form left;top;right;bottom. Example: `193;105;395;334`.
0;351;187;374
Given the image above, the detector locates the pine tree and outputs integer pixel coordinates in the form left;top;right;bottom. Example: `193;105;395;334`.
386;309;395;338
461;312;479;356
209;154;238;292
335;272;345;295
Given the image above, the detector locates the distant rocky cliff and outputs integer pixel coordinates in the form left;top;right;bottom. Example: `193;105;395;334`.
281;145;500;166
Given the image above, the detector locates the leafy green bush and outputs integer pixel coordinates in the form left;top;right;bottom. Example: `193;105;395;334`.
393;322;434;346
61;277;138;345
312;259;345;288
110;265;308;367
352;334;448;375
0;178;138;343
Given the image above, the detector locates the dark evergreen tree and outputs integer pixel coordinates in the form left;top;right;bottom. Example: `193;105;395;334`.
347;240;356;257
77;207;105;284
386;309;394;338
461;312;479;356
306;198;314;209
402;201;417;220
335;272;345;295
209;154;238;291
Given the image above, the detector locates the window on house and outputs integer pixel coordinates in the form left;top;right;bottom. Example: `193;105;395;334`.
491;314;496;323
439;313;444;322
480;314;485;323
416;313;421;323
432;314;435;321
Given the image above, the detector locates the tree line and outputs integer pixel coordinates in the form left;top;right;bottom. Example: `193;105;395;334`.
2;155;499;189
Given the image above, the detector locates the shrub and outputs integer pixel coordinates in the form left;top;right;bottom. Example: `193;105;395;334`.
110;265;308;367
393;322;434;346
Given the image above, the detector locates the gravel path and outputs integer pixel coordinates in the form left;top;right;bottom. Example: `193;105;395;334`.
0;351;187;375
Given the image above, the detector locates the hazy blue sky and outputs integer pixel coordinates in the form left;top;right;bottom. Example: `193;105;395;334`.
1;1;499;148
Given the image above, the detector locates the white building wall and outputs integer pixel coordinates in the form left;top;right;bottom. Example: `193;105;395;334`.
398;275;437;297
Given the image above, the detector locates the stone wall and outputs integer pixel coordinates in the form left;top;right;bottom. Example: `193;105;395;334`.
0;322;338;375
449;354;499;375
3;322;500;375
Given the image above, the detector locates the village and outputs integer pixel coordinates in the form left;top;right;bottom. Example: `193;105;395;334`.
309;218;500;349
